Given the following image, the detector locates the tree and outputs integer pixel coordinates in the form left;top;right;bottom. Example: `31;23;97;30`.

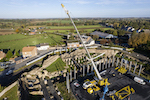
15;50;20;57
6;50;13;59
92;35;99;40
15;29;19;33
113;30;117;36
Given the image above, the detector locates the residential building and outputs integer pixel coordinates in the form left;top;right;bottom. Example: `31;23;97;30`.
9;57;23;64
0;51;6;60
81;35;95;46
67;42;80;48
22;46;37;58
29;32;36;35
36;43;50;51
90;31;117;39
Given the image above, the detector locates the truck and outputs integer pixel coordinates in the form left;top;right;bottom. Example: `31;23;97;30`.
134;77;145;85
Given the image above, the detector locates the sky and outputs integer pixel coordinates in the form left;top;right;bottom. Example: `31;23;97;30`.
0;0;150;18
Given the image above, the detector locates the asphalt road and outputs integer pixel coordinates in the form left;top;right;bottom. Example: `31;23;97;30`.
122;50;150;62
40;78;51;100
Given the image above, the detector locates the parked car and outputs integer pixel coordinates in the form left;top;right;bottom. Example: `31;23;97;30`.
6;70;13;76
74;82;80;87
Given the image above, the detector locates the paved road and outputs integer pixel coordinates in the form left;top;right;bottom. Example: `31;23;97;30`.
121;50;150;62
40;78;51;100
0;49;56;77
47;80;60;100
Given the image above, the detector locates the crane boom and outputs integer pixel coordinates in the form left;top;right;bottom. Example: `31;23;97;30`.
61;4;102;80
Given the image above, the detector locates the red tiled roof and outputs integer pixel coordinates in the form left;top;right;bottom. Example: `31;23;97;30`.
22;46;36;52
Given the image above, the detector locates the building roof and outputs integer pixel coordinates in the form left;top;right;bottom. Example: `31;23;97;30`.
90;31;114;38
22;46;36;52
36;43;49;47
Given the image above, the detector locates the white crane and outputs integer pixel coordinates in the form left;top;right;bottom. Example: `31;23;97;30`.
61;4;103;81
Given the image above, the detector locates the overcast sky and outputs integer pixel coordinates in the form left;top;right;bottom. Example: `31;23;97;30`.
0;0;150;18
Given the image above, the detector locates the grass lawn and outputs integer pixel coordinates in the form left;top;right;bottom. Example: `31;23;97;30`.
56;81;76;100
0;33;63;51
0;85;18;100
46;57;66;72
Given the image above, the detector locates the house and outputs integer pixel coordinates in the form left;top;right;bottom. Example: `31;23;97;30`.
29;32;36;35
22;46;37;58
90;31;117;39
67;42;80;48
9;57;23;64
36;43;50;51
0;51;6;60
81;35;95;46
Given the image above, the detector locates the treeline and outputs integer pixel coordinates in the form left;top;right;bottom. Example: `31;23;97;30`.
0;49;21;62
128;33;150;51
94;28;126;36
100;18;150;29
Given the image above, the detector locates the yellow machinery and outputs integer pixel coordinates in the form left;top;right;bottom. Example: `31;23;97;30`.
115;67;127;74
83;79;100;94
87;85;100;94
94;70;110;86
115;86;135;100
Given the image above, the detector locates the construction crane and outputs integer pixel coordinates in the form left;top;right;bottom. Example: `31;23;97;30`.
61;4;102;81
61;4;110;86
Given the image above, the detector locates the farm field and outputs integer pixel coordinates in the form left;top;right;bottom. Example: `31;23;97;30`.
0;33;64;51
44;27;113;34
0;34;27;42
0;29;15;35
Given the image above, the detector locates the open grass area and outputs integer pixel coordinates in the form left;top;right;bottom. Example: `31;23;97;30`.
56;81;76;100
0;34;27;42
46;57;66;72
45;26;113;34
0;85;18;100
48;25;102;29
0;33;63;51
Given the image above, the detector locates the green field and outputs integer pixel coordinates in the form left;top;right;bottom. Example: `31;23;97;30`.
46;19;78;23
0;34;27;42
0;33;63;51
0;85;18;100
45;27;113;34
46;57;66;72
48;25;102;29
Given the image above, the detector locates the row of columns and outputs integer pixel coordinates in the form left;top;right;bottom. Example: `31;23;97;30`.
66;56;143;93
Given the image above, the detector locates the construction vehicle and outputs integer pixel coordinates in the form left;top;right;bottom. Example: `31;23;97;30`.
134;77;146;85
115;67;127;74
83;79;100;94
